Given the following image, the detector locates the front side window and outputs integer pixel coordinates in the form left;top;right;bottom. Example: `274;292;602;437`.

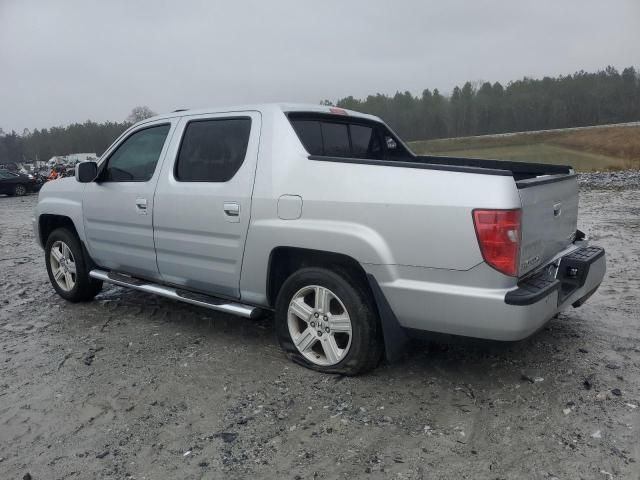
102;124;170;182
175;118;251;182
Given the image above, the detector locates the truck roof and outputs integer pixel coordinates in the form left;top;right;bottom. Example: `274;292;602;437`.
136;103;381;126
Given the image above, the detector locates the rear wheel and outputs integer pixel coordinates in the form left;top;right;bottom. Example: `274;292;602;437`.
275;267;383;375
45;228;102;302
14;184;27;196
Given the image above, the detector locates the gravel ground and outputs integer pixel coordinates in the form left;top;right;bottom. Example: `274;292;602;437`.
578;170;640;190
1;178;639;480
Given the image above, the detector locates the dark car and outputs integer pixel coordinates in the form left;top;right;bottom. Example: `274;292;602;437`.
0;170;39;196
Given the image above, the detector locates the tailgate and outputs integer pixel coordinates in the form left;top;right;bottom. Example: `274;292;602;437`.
517;174;579;276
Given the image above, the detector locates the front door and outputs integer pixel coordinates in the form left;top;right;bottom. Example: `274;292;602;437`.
153;111;261;298
82;121;175;280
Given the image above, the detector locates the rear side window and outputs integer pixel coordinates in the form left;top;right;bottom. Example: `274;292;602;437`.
103;124;170;182
320;122;350;157
350;124;382;159
175;118;251;182
289;114;408;160
291;120;323;155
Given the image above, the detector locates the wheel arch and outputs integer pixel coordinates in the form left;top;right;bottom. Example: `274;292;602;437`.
39;214;79;246
266;247;370;308
39;214;98;269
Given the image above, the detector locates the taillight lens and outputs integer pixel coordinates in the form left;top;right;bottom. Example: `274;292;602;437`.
472;209;521;277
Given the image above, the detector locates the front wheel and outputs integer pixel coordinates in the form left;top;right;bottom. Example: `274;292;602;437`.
275;267;383;375
45;228;103;302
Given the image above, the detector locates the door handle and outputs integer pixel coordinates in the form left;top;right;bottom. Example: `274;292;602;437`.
135;198;148;215
223;202;240;222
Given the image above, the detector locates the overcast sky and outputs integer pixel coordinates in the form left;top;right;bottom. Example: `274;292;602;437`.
1;0;638;132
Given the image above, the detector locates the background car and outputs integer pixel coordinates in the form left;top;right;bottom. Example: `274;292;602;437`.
0;169;39;196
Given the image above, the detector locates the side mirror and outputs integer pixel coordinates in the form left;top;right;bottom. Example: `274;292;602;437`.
76;161;98;183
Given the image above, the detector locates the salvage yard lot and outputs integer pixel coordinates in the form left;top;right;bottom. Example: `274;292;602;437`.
1;189;639;479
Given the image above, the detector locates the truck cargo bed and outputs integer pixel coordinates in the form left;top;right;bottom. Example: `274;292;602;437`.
415;155;572;181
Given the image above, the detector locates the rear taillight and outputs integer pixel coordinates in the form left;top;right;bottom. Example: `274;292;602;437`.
472;209;521;277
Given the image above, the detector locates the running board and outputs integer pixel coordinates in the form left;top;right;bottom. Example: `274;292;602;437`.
89;269;259;319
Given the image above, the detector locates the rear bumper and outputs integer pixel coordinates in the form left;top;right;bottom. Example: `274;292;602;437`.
504;246;604;306
366;244;606;342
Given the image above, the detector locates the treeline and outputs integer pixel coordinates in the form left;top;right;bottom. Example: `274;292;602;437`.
331;66;640;141
0;121;131;164
0;106;154;165
2;68;640;164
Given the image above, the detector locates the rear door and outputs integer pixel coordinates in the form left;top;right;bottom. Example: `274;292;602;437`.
82;120;176;280
153;111;261;298
517;175;579;276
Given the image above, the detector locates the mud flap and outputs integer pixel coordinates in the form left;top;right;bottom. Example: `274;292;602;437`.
366;274;409;363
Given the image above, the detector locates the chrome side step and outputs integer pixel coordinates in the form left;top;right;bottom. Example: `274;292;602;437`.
89;269;259;319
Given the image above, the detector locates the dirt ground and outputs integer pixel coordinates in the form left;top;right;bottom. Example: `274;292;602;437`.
1;188;638;480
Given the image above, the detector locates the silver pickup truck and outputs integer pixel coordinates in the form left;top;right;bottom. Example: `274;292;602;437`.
34;103;606;374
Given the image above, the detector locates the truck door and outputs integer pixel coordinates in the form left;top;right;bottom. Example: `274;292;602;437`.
82;120;176;280
153;111;261;299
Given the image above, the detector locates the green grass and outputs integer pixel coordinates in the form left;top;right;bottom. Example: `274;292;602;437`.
420;143;625;171
408;128;636;171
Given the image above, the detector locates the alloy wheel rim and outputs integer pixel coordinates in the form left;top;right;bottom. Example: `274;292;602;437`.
16;185;26;195
287;285;353;366
50;241;77;292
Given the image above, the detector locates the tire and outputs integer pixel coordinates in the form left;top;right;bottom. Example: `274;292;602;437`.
275;267;383;375
14;184;27;196
45;228;103;302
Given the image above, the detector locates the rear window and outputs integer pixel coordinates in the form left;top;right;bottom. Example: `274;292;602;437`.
175;118;251;182
289;113;409;160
